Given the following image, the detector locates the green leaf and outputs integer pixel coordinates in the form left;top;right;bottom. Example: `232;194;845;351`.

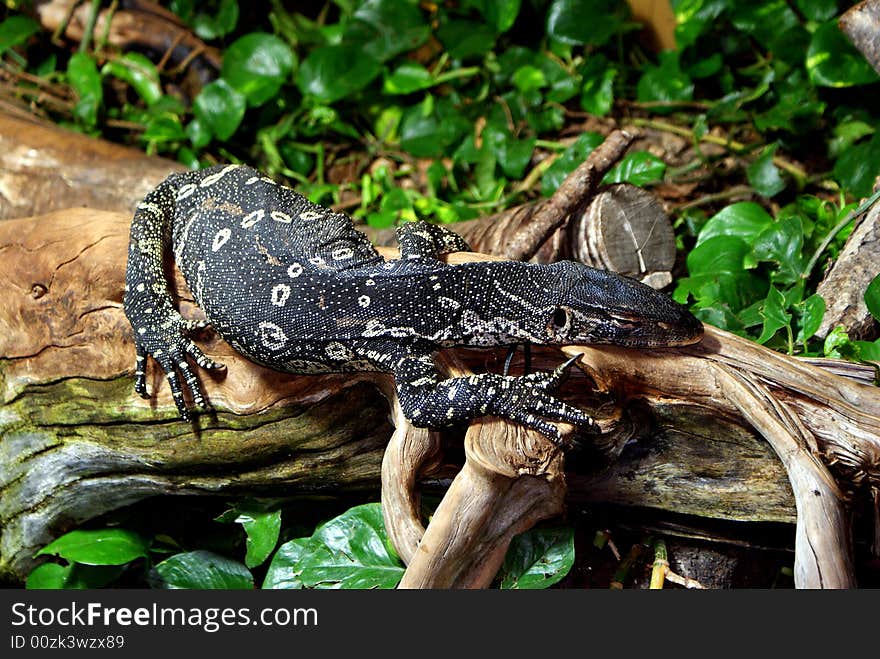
478;0;521;33
192;0;239;40
679;235;768;312
297;44;382;103
807;20;880;88
263;538;312;589
541;132;604;196
512;65;546;93
36;529;148;566
795;0;837;21
730;0;799;50
498;526;575;589
673;0;729;49
866;274;880;322
297;503;404;589
796;293;826;344
0;15;39;56
756;286;791;344
855;339;880;361
102;53;162;106
602;151;666;186
833;133;880;198
193;79;246;141
186;117;212;149
26;563;71;590
151;550;254;589
753;215;804;284
580;56;616;117
399;98;470;158
637;51;694;106
67;53;103;127
222;33;295;106
350;0;430;62
383;62;433;95
236;509;281;568
747;144;786;197
546;0;622;47
696;202;773;247
143;115;187;144
437;20;497;59
823;325;859;359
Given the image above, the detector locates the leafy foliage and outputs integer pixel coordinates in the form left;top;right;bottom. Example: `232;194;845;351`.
5;0;880;589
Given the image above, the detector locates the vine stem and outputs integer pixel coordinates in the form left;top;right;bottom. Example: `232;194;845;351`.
802;187;880;281
627;117;809;183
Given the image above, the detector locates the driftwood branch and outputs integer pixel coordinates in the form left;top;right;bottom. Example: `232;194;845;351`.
2;209;878;588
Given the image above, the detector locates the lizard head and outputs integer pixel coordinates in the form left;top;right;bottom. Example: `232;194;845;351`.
542;261;703;348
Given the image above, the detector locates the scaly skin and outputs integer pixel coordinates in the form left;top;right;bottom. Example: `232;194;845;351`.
124;164;703;442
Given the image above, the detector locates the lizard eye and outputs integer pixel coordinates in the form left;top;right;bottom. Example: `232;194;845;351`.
549;307;571;337
552;308;569;328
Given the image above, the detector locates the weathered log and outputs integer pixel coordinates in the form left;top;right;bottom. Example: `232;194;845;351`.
840;0;880;76
0;112;183;221
0;208;806;586
815;197;880;340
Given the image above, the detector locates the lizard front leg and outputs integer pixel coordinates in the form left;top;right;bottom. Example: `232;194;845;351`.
124;181;224;420
354;340;596;443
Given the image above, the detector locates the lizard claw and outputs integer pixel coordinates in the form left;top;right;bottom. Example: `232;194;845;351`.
131;311;223;421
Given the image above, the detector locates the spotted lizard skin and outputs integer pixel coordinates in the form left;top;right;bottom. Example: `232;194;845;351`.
124;164;703;442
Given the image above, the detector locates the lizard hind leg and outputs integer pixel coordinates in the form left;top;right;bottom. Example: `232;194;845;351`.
377;340;596;445
395;220;471;260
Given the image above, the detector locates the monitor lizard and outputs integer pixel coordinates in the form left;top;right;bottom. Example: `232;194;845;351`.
124;164;703;443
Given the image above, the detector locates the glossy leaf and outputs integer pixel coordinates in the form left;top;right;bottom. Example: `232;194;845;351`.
399;99;470;158
602;151;666;186
796;293;826;344
796;0;838;21
807;21;880;88
297;44;382;103
0;15;39;55
222;33;295;106
673;0;730;49
262;538;312;589
866;274;880;322
36;529;148;566
747;144;786;197
637;51;694;105
546;0;622;47
151;550;254;589
478;0;521;33
580;56;616;117
193;79;246;141
696;202;773;247
753;215;804;284
498;526;575;589
855;339;880;361
679;236;768;312
26;563;71;590
297;503;404;589
756;286;791;344
833;133;880;198
192;0;238;40
383;62;433;95
67;53;103;127
235;509;282;568
350;0;430;62
437;19;497;59
102;53;162;106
